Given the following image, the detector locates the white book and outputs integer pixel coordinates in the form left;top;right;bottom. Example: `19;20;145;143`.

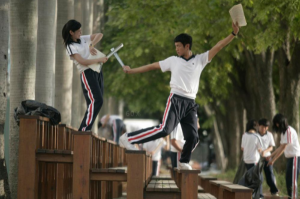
87;48;105;73
229;4;247;26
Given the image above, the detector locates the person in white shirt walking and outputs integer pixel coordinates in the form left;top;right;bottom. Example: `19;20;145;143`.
241;120;263;198
99;114;125;144
119;22;240;170
257;118;279;196
170;124;185;169
142;138;166;176
268;114;300;199
62;20;108;131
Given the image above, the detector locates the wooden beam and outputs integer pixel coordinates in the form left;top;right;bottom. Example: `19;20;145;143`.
36;153;73;163
90;173;127;181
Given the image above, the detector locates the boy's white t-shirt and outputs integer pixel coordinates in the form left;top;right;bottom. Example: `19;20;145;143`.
170;124;185;153
66;35;91;73
258;131;275;157
142;138;166;161
280;126;300;158
159;51;210;99
100;115;122;127
241;132;262;164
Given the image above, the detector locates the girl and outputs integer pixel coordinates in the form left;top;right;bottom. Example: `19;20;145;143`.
241;120;263;198
268;114;300;199
62;19;107;131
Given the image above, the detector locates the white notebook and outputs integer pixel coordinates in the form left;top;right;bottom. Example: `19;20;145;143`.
229;4;247;26
87;48;106;73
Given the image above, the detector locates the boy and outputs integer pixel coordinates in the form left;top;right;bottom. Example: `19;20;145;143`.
258;118;279;195
120;22;240;169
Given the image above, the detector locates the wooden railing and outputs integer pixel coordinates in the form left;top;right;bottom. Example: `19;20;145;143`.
17;115;152;199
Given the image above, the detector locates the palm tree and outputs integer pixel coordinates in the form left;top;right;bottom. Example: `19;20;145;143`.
9;0;38;197
35;0;57;106
55;0;74;125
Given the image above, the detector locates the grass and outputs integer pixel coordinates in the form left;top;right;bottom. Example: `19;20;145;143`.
212;168;299;197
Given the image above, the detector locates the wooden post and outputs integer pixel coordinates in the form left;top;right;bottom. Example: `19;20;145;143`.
101;141;108;199
126;150;146;199
179;170;200;199
72;131;92;199
112;144;122;198
17;116;43;199
56;124;66;198
209;180;232;198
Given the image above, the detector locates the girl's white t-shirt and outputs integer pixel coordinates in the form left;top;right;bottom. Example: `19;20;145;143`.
66;35;91;73
280;126;300;158
241;132;262;164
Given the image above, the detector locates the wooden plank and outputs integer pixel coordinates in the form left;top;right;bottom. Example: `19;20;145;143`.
127;152;146;199
221;184;253;192
18;115;49;121
198;193;217;199
72;134;91;199
36;149;73;154
90;173;127;181
181;171;199;199
101;141;108;199
200;176;217;193
198;185;204;193
17;118;38;199
223;190;252;199
144;192;181;199
36;153;73;163
209;180;232;198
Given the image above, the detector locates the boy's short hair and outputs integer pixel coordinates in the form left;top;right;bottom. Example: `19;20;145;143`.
246;120;258;132
258;118;270;127
174;33;193;50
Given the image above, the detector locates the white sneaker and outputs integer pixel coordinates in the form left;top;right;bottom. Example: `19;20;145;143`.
119;133;138;150
178;162;192;170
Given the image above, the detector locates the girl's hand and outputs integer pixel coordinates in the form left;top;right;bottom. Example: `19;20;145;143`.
99;57;108;64
123;66;131;74
267;160;274;166
89;46;97;55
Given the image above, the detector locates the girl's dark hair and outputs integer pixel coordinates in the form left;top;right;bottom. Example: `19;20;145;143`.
246;120;257;132
174;33;193;50
272;113;289;134
62;20;81;48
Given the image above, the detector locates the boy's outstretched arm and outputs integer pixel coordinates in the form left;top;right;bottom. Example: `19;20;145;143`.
208;22;239;62
123;62;160;74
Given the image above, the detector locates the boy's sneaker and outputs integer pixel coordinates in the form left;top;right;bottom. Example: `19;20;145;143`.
178;162;192;170
119;133;138;150
271;193;279;196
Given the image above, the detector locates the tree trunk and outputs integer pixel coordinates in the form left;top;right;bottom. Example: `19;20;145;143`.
203;105;227;172
222;93;243;170
71;0;83;129
9;0;38;197
231;49;276;123
0;1;11;198
278;42;300;133
55;0;74;125
35;0;57;106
